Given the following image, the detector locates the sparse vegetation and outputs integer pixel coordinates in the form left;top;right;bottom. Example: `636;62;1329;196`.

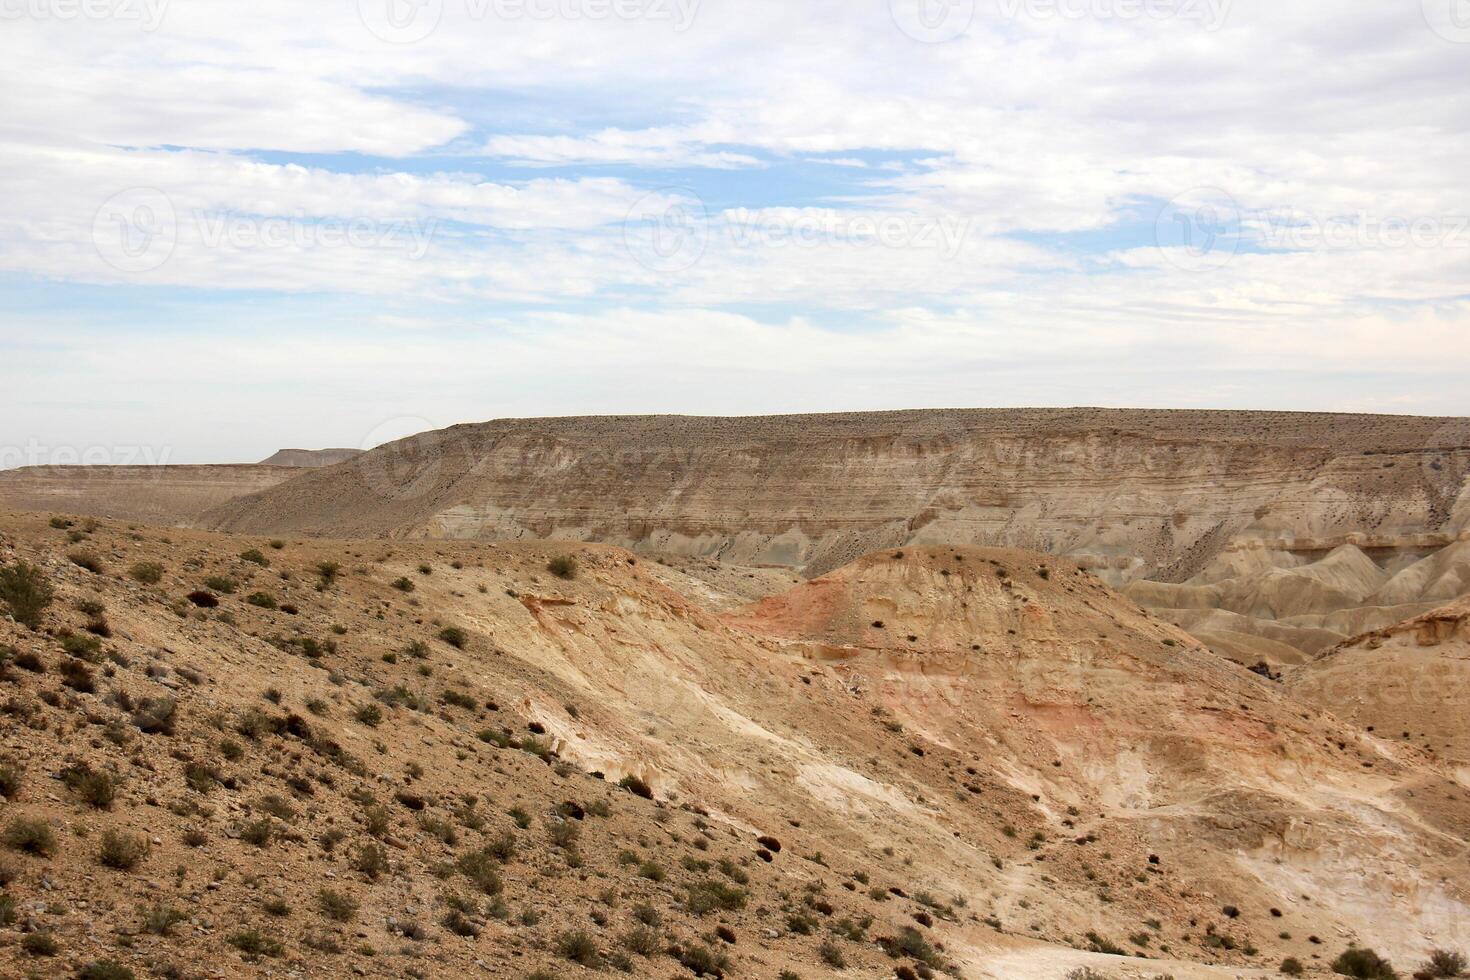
0;560;54;628
1333;947;1399;979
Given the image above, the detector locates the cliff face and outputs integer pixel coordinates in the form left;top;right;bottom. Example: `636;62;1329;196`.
208;409;1470;581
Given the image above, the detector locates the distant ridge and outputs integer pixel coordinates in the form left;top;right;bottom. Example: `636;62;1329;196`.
257;448;363;467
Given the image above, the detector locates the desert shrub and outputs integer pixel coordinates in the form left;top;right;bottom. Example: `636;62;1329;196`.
355;703;383;727
318;888;359;922
877;927;942;968
61;763;116;808
132;696;177;735
547;819;581;850
547;555;578;579
457;848;505;895
1420;950;1468;978
620;924;663;956
0;759;21;799
78;959;136;980
438;626;468;649
557;930;600;966
143;904;187;935
443;906;480;937
227;928;283;958
0;561;54;628
1332;948;1398;979
442;689;477;710
392;577;415;592
49;517;73;529
1279;958;1305;976
0;893;15;926
60;631;102;659
4;817;57;856
13;649;44;673
1086;931;1126;955
60;658;96;693
353;842;389;880
186;590;219;608
675;943;731;977
68;551;104;573
239;549;269;566
1064;971;1113;980
98;829;150;870
21;931;59;956
686;879;747;915
128;562;164;584
619;774;653;799
315;561;341;587
245;591;277;609
240;818;275;847
819;941;847;968
204;575;237;594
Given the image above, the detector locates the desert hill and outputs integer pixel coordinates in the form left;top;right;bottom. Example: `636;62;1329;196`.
2;513;1468;978
0;465;303;528
1287;595;1470;768
257;448;364;468
204;409;1470;586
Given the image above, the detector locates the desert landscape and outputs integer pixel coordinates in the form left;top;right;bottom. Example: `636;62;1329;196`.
2;409;1470;979
5;0;1467;976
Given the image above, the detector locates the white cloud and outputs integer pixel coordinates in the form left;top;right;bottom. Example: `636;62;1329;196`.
0;0;1466;455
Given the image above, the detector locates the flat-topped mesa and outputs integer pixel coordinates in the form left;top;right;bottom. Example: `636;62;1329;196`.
205;408;1470;582
256;448;364;467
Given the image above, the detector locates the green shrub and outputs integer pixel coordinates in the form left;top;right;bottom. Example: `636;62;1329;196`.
547;555;578;579
240;818;275;847
1280;958;1304;976
675;944;730;976
819;941;847;968
1422;951;1467;978
128;562;164;585
143;904;187;935
623;925;662;956
60;763;116;808
355;703;383;727
318;888;359;922
204;575;237;594
1332;947;1398;979
457;848;505;896
557;930;600;966
228;928;283;958
353;842;389;880
685;879;747;914
21;931;59;956
245;591;277;609
0;759;22;799
438;626;468;649
392;576;415;592
98;829;150;870
4;817;58;856
619;774;653;799
239;549;269;566
0;561;55;628
78;959;135;979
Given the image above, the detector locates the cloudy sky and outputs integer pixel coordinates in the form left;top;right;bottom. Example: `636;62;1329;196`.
1;0;1468;465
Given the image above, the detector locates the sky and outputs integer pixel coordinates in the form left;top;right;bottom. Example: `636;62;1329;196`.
1;0;1468;466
